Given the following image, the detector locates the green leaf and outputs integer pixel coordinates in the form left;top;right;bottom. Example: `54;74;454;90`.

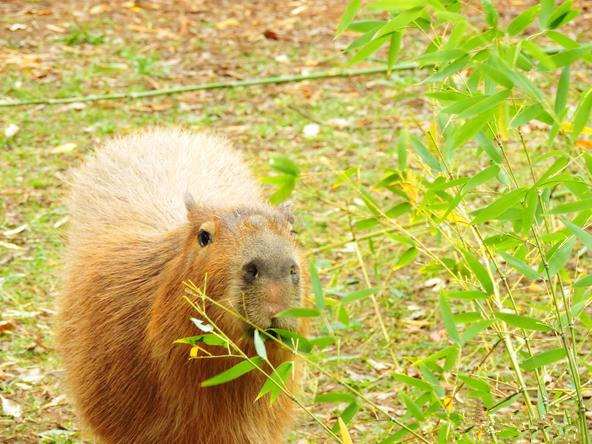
457;89;511;120
462;250;494;295
551;45;592;67
481;0;498;28
555;66;570;116
446;110;494;152
439;293;461;345
549;198;592;214
275;307;321;318
174;334;228;347
253;330;267;360
547;236;576;276
375;7;424;39
401;394;424;421
410;134;441;172
341;287;380;304
572;87;592;140
562;218;592;249
510;103;545;128
520;348;567;370
424;54;471;83
332;401;359;433
386;202;411;218
394;246;418;269
387;32;402;75
539;0;555;29
347;35;389;66
476;132;502;163
499;252;540;279
479;63;514;89
256;361;293;403
464;165;500;191
269;156;299;177
336;0;361;36
461;319;495;343
314;392;357;404
574;274;592;288
521;40;555;70
309;260;325;310
201;357;263;387
392;373;433;392
447;290;489;300
508;5;540;35
488;392;520;414
495;312;552;331
471;187;527;225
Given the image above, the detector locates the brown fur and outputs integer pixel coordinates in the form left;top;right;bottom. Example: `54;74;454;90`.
56;129;308;443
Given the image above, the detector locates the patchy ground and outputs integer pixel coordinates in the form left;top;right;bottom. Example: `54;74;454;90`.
1;1;592;443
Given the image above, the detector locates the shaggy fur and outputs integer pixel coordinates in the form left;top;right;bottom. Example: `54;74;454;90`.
56;129;307;444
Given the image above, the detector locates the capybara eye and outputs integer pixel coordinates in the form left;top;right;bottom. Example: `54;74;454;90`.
197;230;211;247
289;265;299;283
243;262;258;283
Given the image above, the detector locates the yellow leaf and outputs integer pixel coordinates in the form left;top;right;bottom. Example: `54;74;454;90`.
561;121;592;135
190;346;200;358
338;417;353;444
443;396;454;412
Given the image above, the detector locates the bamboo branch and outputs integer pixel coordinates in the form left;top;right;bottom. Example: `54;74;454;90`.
0;63;420;108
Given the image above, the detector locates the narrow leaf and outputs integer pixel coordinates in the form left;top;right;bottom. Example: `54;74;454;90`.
201;357;263;387
439;293;461;345
495;312;552;331
336;0;362;36
253;330;267;360
499;252;540;279
471;188;527;225
520;348;566;370
275;307;321;318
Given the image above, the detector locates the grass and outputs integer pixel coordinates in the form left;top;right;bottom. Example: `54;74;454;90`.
1;1;591;442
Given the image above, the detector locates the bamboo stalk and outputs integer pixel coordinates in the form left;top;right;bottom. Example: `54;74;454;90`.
0;63;420;108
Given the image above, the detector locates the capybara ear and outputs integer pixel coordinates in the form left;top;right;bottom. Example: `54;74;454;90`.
276;200;295;225
184;192;199;219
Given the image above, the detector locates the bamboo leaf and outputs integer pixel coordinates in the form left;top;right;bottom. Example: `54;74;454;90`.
309;260;325;310
499;252;540;279
253;330;267;360
201;357;263;387
338;417;353;444
462;250;494;295
341;287;381;305
457;89;511;120
562;218;592;249
471;188;527;225
507;5;540;35
439;293;461;344
275;307;321;318
336;0;362;36
392;373;433;392
555;66;570;116
495;312;552;331
572;87;592;140
549;198;592;214
520;348;566;370
547;237;576;276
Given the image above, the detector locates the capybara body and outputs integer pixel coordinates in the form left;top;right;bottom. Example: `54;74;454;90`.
56;129;307;443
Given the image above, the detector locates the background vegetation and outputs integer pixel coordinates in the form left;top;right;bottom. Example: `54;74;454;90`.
1;0;591;442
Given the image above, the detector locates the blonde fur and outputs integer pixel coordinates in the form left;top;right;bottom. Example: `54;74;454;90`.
56;129;306;444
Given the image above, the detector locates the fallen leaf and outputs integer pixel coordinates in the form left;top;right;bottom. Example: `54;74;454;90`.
3;224;28;237
89;4;110;14
46;24;65;33
4;124;19;138
302;123;320;138
576;139;592;150
8;24;27;31
1;396;22;418
20;368;43;384
263;29;279;40
50;143;77;154
0;320;16;332
216;18;239;30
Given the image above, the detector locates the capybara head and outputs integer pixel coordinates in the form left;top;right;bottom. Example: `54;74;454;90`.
184;194;304;336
